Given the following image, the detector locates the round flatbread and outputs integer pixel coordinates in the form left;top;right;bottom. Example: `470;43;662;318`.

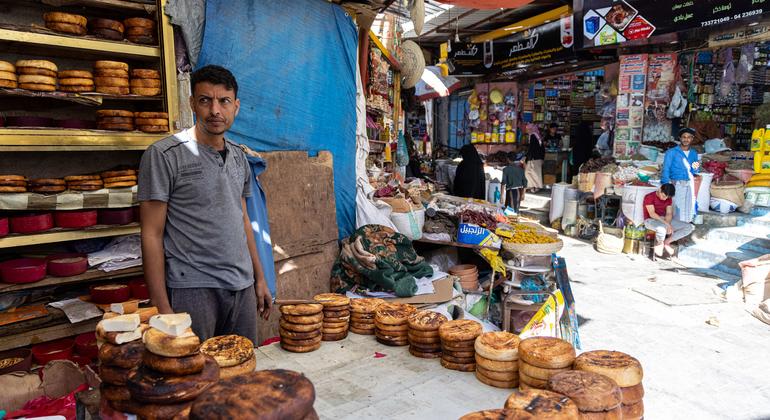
31;186;65;193
476;365;518;382
20;83;56;92
442;349;475;358
98;124;135;132
17;67;57;78
96;86;130;95
474;331;520;362
279;319;322;333
130;78;161;88
441;339;476;351
440;358;475;372
102;175;137;183
143;351;206;376
29;178;65;186
110;399;191;419
350;297;384;313
89;18;125;32
322;331;348;341
519;360;571;381
375;335;408;346
281;335;322;347
279;303;323;316
312;292;350;308
18;75;56;85
128;356;219;404
58;78;94;87
98;341;144;369
474;369;517;389
375;302;416;325
0;71;17;81
458;409;535;420
504;389;580;419
350;312;375;320
95;69;129;78
143;327;200;358
519;370;548;389
322;321;348;329
0;80;17;88
131;87;161;96
60;85;93;92
190;370;315;420
99;364;134;386
407;328;439;338
349;326;375;335
279;327;320;340
95;77;129;87
407;310;448;331
282;313;324;325
135;118;168;126
349;321;375;329
573;350;643;387
280;341;321;353
135;111;168;119
0;61;14;72
409;347;442;359
519;337;576;369
200;335;254;368
0;175;27;181
98;117;134;125
0;180;27;187
408;341;441;352
16;60;57;72
219;353;257;379
441;354;475;364
99;168;136;177
131;69;160;79
58;70;93;79
408;335;440;345
620;383;644;405
46;22;87;35
578;406;622;420
321;326;347;334
94;60;129;71
439;320;482;342
43;12;87;26
125;17;156;28
0;186;28;193
137;125;169;133
375;322;408;332
547;371;622;412
91;28;124;40
101;383;131;402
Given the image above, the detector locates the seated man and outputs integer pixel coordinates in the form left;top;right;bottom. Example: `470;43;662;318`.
643;183;695;258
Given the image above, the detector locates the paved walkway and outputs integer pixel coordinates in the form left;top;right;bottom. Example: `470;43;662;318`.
558;236;770;419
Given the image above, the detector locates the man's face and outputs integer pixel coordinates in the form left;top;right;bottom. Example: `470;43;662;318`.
549;127;557;135
190;82;240;136
657;190;668;200
680;133;694;147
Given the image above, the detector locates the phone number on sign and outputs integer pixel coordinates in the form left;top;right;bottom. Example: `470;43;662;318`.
701;9;763;27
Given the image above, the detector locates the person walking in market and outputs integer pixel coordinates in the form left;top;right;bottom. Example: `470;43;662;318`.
524;123;545;192
643;183;695;258
138;65;272;344
502;156;527;213
661;127;700;223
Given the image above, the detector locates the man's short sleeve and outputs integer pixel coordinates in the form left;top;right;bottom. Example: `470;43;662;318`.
242;155;253;198
138;145;174;202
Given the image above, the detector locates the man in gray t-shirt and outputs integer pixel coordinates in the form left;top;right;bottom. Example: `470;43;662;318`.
138;65;272;343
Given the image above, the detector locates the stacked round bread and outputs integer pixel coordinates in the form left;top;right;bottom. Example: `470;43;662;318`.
348;297;383;335
89;18;125;41
95;313;147;413
100;168;137;189
94;61;129;95
43;12;87;36
518;337;576;390
0;61;18;89
65;174;103;191
124;17;156;45
200;335;255;379
29;178;66;194
548;370;623;419
313;293;350;341
58;70;94;93
279;303;323;353
16;60;58;92
504;388;580;419
406;310;447;359
0;175;27;193
191;369;318;420
135;111;169;133
438;319;482;372
458;408;536;419
473;331;520;389
373;302;416;346
574;350;644;420
120;314;218;419
96;109;134;131
130;68;161;96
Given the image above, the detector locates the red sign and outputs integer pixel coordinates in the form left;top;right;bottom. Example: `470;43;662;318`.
623;16;655;41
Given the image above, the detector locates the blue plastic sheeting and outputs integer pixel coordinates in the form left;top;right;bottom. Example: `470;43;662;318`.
198;0;358;237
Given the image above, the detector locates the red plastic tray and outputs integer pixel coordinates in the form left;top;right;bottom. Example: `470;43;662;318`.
54;210;98;229
10;213;54;234
90;283;130;304
31;338;74;365
47;253;88;277
0;217;8;237
0;258;47;284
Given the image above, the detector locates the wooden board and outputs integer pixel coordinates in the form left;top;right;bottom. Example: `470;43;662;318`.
256;151;340;343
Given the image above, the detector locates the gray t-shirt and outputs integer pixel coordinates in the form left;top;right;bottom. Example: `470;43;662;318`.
138;127;254;291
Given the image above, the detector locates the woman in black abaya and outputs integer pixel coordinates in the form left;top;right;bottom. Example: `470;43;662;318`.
453;144;486;200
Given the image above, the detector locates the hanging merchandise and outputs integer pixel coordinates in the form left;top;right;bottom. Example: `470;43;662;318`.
400;40;426;89
642;53;677;142
720;48;736;98
409;0;425;36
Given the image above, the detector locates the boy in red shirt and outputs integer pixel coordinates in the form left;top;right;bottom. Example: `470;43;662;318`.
644;183;694;258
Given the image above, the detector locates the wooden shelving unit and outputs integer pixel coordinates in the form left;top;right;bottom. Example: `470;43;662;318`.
0;266;142;293
0;224;139;249
0;27;160;60
17;0;158;13
0;318;100;352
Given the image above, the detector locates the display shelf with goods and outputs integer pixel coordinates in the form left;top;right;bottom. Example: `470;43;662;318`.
468;82;518;147
0;317;99;352
684;45;770;150
366;32;399;158
0;0;178;151
0;266;142;293
0;223;139;248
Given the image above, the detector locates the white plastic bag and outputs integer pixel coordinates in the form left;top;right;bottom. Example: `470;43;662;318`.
710;197;737;214
391;208;425;240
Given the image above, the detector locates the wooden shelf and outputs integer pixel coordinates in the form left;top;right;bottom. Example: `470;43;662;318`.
15;0;157;12
0;27;160;60
414;238;498;250
0;128;168;150
0;88;163;107
0;223;139;249
0;318;99;352
0;266;142;293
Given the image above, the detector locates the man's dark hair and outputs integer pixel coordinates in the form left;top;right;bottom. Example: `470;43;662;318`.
191;65;238;97
661;183;676;197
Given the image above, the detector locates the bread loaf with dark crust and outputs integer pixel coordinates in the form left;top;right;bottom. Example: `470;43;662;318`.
127;355;219;404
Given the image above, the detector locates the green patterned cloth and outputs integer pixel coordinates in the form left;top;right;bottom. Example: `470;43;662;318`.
332;225;433;297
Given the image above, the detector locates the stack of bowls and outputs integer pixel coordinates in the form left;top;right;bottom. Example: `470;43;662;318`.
450;264;479;290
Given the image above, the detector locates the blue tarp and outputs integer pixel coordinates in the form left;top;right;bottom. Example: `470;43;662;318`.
198;0;358;237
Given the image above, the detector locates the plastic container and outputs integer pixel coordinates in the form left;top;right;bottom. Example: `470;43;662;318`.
0;217;8;237
31;338;74;365
47;253;88;277
54;210;98;229
128;278;149;299
0;348;32;374
74;332;98;359
0;258;47;283
549;183;570;223
90;283;130;304
10;213;54;234
98;208;135;225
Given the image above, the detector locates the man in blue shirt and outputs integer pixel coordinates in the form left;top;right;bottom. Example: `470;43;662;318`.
661;128;700;222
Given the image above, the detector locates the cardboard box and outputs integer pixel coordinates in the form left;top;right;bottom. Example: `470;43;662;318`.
389;277;456;305
0;360;87;413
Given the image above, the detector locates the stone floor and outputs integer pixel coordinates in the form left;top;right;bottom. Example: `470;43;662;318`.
258;235;770;419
